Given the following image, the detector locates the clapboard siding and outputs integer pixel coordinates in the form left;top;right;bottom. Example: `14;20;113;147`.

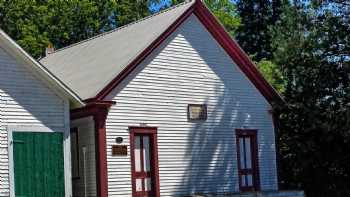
105;14;278;196
71;117;97;197
0;46;66;196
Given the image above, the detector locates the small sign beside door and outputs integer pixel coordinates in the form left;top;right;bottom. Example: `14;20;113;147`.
112;145;128;156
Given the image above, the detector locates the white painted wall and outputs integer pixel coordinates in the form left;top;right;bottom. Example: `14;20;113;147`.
71;116;97;197
105;14;278;196
0;46;70;196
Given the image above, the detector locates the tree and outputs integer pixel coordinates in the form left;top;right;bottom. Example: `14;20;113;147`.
235;0;281;61
114;0;154;26
204;0;241;36
0;0;239;58
0;0;159;58
169;0;241;37
272;1;350;196
256;59;285;93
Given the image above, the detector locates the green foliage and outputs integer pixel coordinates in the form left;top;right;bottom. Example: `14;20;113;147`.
236;0;281;61
170;0;241;37
0;0;106;58
170;0;185;5
0;0;159;58
114;0;157;26
257;59;285;93
272;1;350;196
204;0;240;36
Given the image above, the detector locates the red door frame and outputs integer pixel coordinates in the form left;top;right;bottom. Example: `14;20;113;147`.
129;127;160;197
235;129;260;192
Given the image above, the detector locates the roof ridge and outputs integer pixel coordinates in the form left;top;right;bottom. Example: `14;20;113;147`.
44;0;194;57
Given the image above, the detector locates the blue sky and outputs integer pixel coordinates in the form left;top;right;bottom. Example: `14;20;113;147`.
149;0;172;13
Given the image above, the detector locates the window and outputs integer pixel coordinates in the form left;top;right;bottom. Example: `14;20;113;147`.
188;104;207;121
70;127;80;179
236;129;260;191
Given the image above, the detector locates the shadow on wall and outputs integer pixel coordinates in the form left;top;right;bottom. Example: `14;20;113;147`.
0;46;64;132
0;46;66;196
102;16;273;195
172;25;269;195
179;85;249;195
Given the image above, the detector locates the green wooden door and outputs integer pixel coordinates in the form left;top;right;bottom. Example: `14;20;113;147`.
13;132;65;197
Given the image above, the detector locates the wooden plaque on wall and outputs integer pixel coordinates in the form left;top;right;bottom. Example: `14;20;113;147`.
112;145;128;156
188;104;207;121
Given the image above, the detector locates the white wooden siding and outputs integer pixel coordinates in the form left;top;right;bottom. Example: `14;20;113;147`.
0;46;66;196
105;14;278;196
71;117;97;197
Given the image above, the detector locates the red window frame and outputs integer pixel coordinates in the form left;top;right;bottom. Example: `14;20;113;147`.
130;127;160;197
235;129;260;191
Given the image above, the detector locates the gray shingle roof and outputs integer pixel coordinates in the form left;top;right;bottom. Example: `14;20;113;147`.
40;1;194;100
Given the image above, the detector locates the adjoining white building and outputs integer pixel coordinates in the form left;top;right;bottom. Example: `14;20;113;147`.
0;29;83;197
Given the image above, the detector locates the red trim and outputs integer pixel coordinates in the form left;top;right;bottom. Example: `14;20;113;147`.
129;127;160;197
86;0;281;104
91;6;195;101
235;129;260;192
70;102;115;197
94;109;109;197
193;1;281;104
70;101;115;120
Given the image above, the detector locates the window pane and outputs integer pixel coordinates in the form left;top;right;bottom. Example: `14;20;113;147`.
136;178;143;191
144;178;152;191
241;175;246;186
134;136;141;172
143;136;151;172
247;174;253;186
239;138;245;168
245;138;252;169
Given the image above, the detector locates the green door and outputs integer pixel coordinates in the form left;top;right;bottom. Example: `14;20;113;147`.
13;132;65;197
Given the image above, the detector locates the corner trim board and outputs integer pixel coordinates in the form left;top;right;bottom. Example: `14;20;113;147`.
271;111;281;190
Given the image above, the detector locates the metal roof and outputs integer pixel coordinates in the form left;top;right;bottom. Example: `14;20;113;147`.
40;1;195;100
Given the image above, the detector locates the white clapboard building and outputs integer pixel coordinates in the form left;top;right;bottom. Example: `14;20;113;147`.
0;29;83;197
1;0;304;197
